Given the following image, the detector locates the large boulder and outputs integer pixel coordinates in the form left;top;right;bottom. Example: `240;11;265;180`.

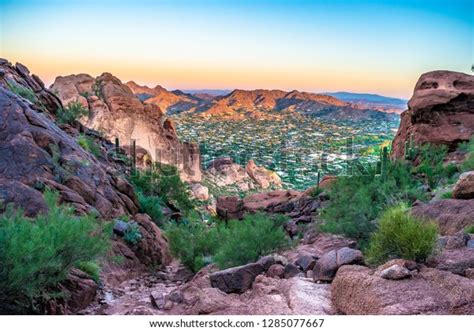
453;171;474;199
245;160;282;189
209;262;264;294
313;247;363;281
332;264;474;314
391;71;474;159
411;199;474;235
50;73;202;182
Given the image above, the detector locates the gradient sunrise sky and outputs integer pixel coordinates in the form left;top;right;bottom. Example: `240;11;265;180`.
0;0;472;98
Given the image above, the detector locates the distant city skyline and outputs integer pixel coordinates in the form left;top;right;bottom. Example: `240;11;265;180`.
1;0;472;98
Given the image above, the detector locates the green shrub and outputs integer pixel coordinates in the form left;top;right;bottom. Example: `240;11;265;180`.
131;164;194;214
123;222;142;246
165;213;290;272
75;261;100;283
320;160;426;244
136;191;164;225
309;186;323;198
464;225;474;234
213;213;290;269
165;215;220;272
440;190;453;199
0;190;110;313
77;134;102;158
7;81;37;103
460;136;474;171
365;204;438;265
56;101;89;125
414;144;457;188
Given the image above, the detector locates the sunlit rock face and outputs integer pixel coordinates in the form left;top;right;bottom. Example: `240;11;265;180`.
51;73;202;182
391;70;474;159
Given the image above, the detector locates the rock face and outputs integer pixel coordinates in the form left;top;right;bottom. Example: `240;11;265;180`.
453;171;474;199
411;199;474;235
205;157;281;192
391;70;474;159
0;60;171;313
50;73;201;182
332;264;474;314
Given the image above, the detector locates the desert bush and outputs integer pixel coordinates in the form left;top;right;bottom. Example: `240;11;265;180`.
459;136;474;171
136;191;164;225
56;101;89;125
7;81;37;103
414;144;457;188
131;164;194;215
123;222;142;246
365;204;438;265
213;213;290;269
75;261;100;283
165;213;290;272
464;225;474;234
440;190;453;199
0;190;109;313
165;215;220;272
320;160;426;244
77;134;102;158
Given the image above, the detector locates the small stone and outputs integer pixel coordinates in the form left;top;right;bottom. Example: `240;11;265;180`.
266;264;285;278
150;291;165;309
167;290;184;303
284;263;301;279
465;268;474;279
113;220;129;236
306;270;314;279
381;265;411;280
163;301;173;310
445;231;469;249
467;239;474;249
258;255;276;271
295;254;317;272
273;254;288;266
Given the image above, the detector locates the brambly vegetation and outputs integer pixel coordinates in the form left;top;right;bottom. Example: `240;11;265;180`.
77;134;102;158
7;81;37;103
165;213;291;272
319;142;461;246
131;163;195;221
0;190;110;313
365;204;438;264
56;100;89;125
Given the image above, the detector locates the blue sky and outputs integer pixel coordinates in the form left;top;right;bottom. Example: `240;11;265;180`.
1;0;472;98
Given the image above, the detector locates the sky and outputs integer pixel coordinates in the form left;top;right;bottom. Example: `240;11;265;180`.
0;0;472;99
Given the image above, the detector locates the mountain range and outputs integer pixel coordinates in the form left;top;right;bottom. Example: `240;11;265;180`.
126;82;401;121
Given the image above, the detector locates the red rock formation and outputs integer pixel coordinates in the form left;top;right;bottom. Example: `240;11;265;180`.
51;73;202;181
392;70;474;159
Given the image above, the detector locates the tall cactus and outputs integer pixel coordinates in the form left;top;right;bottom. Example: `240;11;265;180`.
115;137;120;153
130;139;136;175
380;146;388;179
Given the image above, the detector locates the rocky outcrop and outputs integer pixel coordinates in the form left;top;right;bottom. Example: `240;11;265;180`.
205;157;281;192
216;190;322;236
411;199;474;235
177;268;334;315
391;71;474;159
51;73;201;182
453;171;474;199
0;60;171;313
331;264;474;314
0;83;137;219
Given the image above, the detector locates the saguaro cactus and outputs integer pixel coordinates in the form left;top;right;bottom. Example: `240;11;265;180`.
130;139;136;174
380;146;389;179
